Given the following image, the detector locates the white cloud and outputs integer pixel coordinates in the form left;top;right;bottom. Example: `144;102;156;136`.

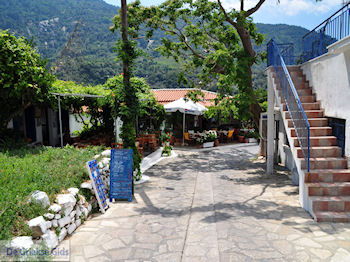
219;0;257;10
219;0;341;16
275;0;341;16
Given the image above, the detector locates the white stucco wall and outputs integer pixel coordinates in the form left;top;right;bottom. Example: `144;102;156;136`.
69;114;91;137
48;108;59;146
301;36;350;158
35;118;43;144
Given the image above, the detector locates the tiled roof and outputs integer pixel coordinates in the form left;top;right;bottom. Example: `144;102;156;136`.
151;89;217;107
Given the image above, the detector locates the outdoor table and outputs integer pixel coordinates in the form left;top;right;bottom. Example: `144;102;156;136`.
217;130;229;143
139;134;158;151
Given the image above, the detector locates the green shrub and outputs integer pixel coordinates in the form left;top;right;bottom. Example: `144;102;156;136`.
0;145;102;240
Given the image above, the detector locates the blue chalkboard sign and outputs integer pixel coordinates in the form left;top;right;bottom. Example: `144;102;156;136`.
110;149;133;202
86;160;109;213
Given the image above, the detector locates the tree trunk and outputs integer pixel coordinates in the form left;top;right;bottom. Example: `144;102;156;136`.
120;0;137;148
121;0;131;98
247;64;262;128
119;0;141;181
235;23;263;128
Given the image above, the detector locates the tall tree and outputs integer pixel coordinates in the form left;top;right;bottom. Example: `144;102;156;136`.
112;0;142;180
122;0;322;126
0;30;54;132
121;0;265;126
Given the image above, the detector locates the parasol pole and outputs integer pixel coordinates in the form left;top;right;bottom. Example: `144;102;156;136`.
58;95;63;148
182;110;186;146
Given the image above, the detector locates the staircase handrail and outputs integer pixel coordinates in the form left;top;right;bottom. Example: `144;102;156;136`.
302;3;350;62
267;39;311;172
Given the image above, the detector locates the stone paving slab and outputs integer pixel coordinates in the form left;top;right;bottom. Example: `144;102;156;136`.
61;144;350;262
183;172;220;261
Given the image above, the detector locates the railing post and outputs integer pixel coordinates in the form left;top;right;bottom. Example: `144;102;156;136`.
267;71;275;175
307;127;311;172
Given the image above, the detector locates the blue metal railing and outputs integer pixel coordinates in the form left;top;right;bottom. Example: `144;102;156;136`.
267;39;311;172
302;3;350;62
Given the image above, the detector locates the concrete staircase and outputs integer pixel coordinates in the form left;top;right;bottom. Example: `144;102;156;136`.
276;67;350;222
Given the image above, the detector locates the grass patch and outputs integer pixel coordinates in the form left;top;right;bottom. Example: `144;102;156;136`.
0;145;103;240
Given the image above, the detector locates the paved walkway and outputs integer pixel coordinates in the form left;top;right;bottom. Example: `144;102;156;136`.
64;144;350;262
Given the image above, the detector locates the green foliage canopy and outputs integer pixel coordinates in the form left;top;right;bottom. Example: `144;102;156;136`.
51;76;165;134
120;0;265;125
0;0;310;89
204;97;238;124
0;30;54;130
104;75;165;123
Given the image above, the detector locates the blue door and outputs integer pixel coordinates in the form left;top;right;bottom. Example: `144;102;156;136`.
328;117;346;156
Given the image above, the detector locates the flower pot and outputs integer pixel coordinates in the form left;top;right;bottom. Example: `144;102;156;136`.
244;138;249;143
248;138;257;143
214;139;220;147
203;141;214;148
238;136;245;143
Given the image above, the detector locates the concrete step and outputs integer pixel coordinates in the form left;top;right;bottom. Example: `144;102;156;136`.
282;102;321;111
311;196;350;212
289;70;303;77
285;110;324;119
291;127;332;137
288;118;328;128
301;157;348;170
297;146;342;158
297;88;313;96
277;81;311;90
302;102;320;110
307;182;350;196
305;170;350;183
293;80;311;89
281;95;316;104
296;82;311;89
287;66;302;73
278;87;312;95
294;75;307;82
294;136;337;147
314;211;350;222
299;95;316;103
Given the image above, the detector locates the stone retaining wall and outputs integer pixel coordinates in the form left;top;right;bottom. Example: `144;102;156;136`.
9;150;112;252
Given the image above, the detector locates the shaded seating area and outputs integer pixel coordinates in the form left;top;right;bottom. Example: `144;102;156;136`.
164;98;208;145
218;129;237;143
183;132;195;145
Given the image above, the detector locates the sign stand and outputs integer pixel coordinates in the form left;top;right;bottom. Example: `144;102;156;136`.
86;160;109;213
110;149;133;202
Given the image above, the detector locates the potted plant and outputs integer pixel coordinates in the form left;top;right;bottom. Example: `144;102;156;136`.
246;130;259;143
162;144;173;157
238;131;245;143
195;136;204;148
202;131;217;148
214;137;220;147
160;131;172;146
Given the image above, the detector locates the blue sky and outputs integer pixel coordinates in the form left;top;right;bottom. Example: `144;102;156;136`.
103;0;344;30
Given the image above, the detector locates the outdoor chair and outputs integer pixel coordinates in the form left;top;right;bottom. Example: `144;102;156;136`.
227;130;235;142
184;132;194;145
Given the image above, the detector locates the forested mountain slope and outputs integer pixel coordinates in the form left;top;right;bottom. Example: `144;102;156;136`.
0;0;309;89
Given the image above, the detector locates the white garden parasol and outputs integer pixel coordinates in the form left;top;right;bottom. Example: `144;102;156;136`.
164;98;207;145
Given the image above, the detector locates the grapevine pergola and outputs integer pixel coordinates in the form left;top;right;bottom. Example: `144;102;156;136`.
51;92;104;148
